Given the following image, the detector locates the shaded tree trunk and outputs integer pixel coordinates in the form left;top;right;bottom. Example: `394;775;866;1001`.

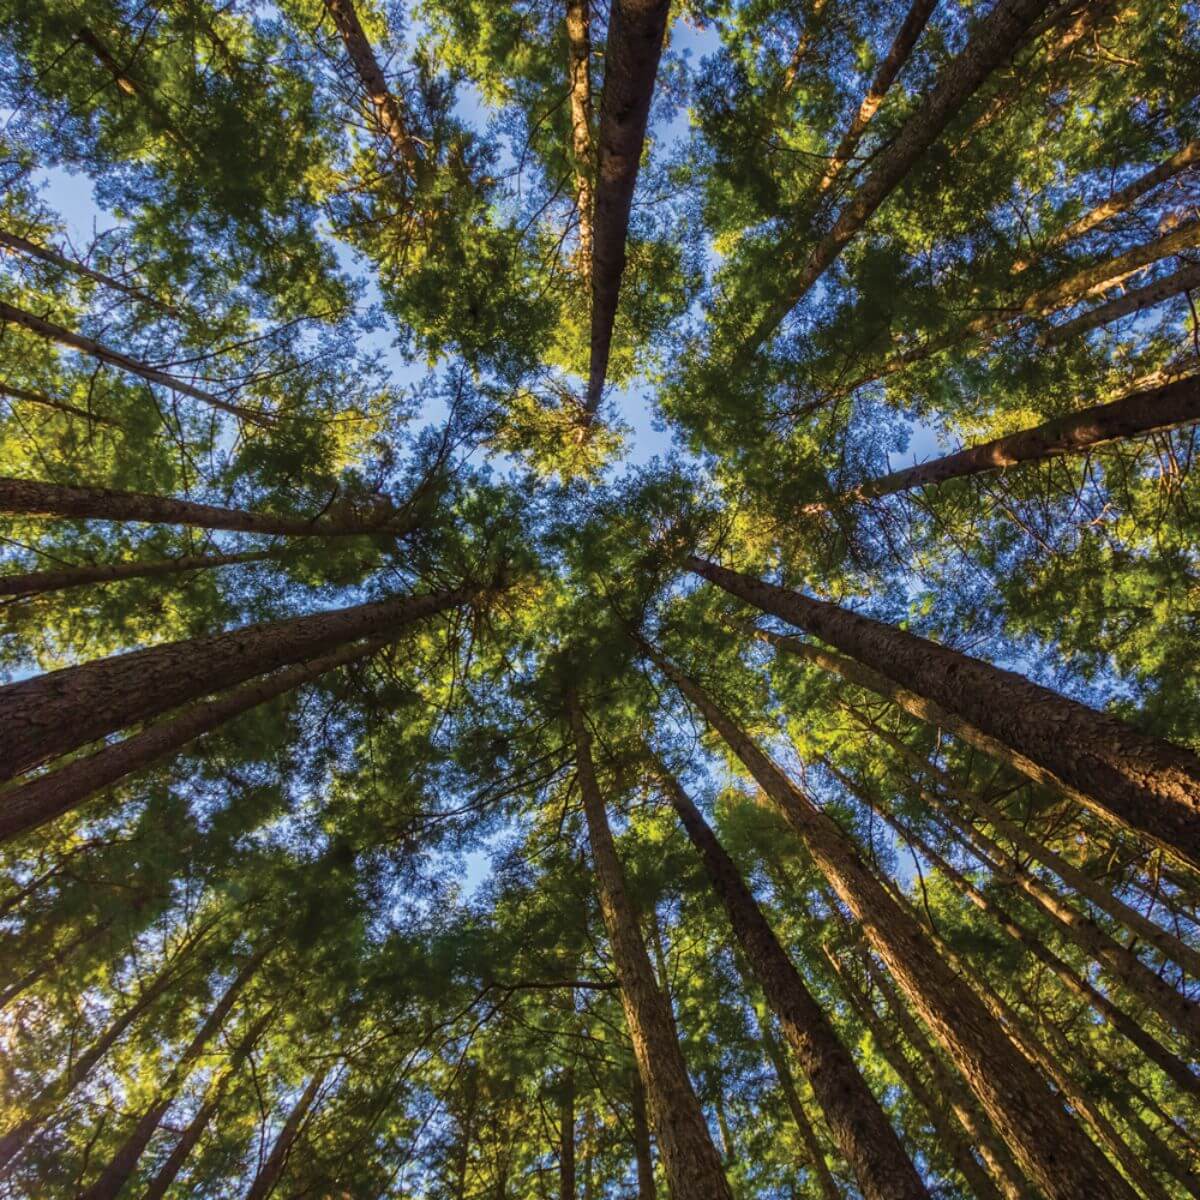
243;1063;332;1200
629;1067;656;1200
642;641;1135;1200
566;0;594;274
0;585;471;782
655;760;927;1200
694;555;1200;867
565;690;733;1200
584;0;671;413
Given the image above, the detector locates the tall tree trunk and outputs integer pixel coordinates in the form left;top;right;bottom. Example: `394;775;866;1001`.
693;555;1200;867
0;585;472;782
629;1067;656;1200
0;637;389;844
654;760;927;1200
0;475;415;538
849;374;1200;499
80;946;266;1200
566;0;594;275
0;549;270;600
0;300;268;425
560;1062;576;1200
565;690;733;1200
584;0;671;413
742;0;1052;354
243;1064;331;1200
641;641;1135;1200
0;381;121;426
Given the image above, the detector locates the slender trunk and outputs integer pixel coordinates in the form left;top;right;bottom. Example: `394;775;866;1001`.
565;690;733;1200
560;1063;576;1200
0;475;414;538
322;0;421;171
822;948;1005;1200
757;1028;842;1200
584;0;671;413
642;641;1135;1200
629;1067;656;1200
713;1090;733;1163
851;374;1200;499
655;761;927;1200
695;555;1200;867
0;550;270;600
0;300;268;425
243;1064;331;1200
743;0;1051;353
0;381;121;427
80;946;266;1200
0;585;471;782
566;0;594;275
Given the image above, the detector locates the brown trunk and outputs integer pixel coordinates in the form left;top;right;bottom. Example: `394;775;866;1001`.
743;0;1051;353
0;300;268;425
0;585;471;782
0;636;388;844
0;381;121;426
629;1067;656;1200
0;549;270;600
566;0;594;275
852;374;1200;499
80;946;266;1200
243;1064;331;1200
655;761;927;1200
565;690;733;1200
642;641;1135;1200
0;475;414;538
322;0;421;171
560;1064;576;1200
584;0;671;413
694;556;1200;867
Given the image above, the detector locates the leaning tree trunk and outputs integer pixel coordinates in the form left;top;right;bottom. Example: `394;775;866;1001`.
849;374;1200;499
694;556;1200;867
628;1067;656;1200
566;691;733;1200
584;0;671;413
642;641;1136;1200
654;759;927;1200
566;0;594;275
0;585;471;782
0;381;122;427
0;637;389;844
243;1063;332;1200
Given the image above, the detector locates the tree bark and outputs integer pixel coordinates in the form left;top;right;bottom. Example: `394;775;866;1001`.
566;0;594;275
584;0;671;413
243;1064;331;1200
850;374;1200;499
0;585;471;782
0;381;121;427
654;760;927;1200
565;690;733;1200
0;637;388;844
629;1067;656;1200
642;641;1136;1200
0;300;269;425
694;555;1200;868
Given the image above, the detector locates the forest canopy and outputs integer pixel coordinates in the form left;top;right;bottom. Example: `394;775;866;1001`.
0;0;1199;1197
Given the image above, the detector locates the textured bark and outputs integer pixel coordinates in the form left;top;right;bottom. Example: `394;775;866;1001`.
693;556;1200;867
629;1068;656;1200
0;300;268;425
823;949;1005;1200
243;1064;331;1200
644;643;1135;1200
322;0;421;171
743;0;1052;353
0;637;387;844
852;374;1200;498
0;549;269;600
0;585;471;782
0;381;121;426
0;475;415;538
561;1063;576;1200
655;762;927;1200
566;691;733;1200
80;947;266;1200
584;0;670;413
566;0;594;275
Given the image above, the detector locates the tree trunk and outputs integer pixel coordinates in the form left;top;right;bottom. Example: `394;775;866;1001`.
0;585;471;782
565;690;733;1200
566;0;594;275
80;946;266;1200
0;300;268;425
743;0;1051;353
694;555;1200;867
642;642;1135;1200
560;1063;576;1200
851;374;1200;499
0;549;270;600
629;1067;656;1200
243;1064;331;1200
0;475;414;538
655;761;927;1200
584;0;671;413
0;381;121;427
